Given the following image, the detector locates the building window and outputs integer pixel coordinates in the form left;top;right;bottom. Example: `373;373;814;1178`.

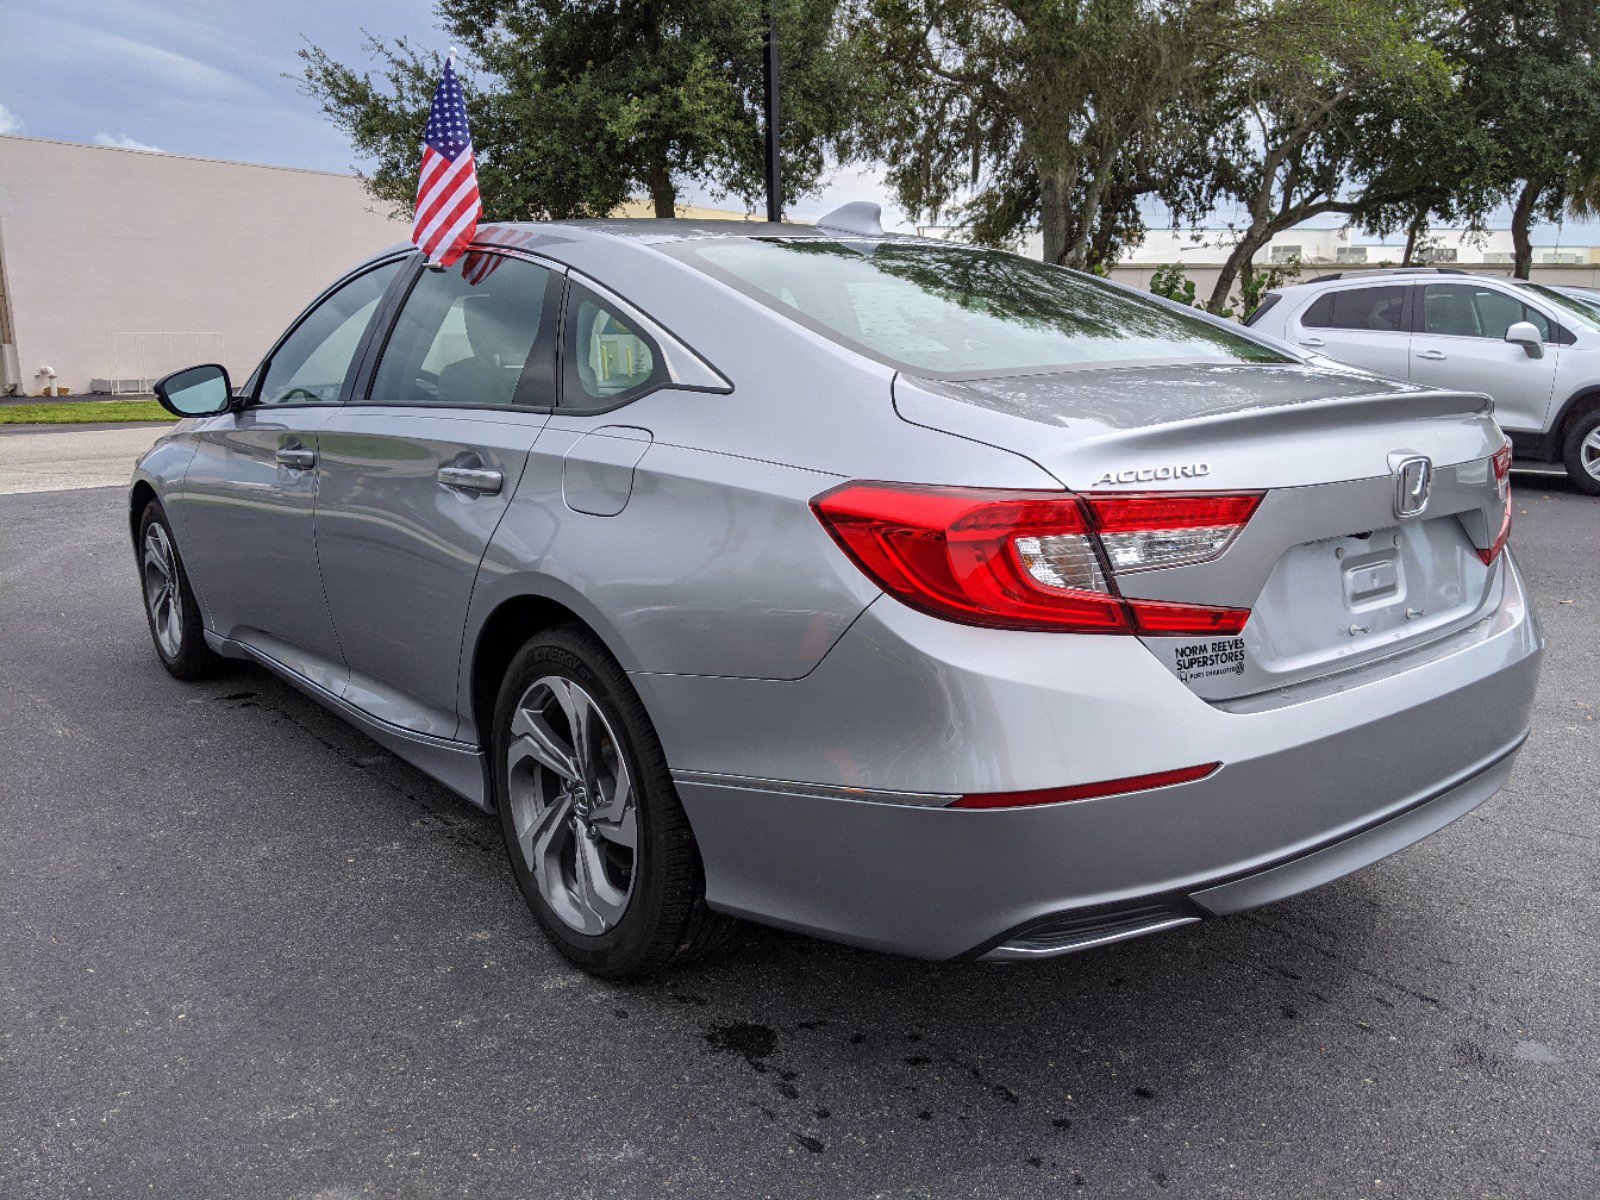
1483;252;1515;265
1418;247;1459;264
1269;245;1302;264
1537;251;1584;265
1335;247;1369;264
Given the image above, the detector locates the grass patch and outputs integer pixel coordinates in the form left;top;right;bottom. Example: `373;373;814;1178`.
0;399;177;425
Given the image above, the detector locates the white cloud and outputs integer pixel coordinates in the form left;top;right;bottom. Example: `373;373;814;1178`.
0;102;24;135
92;132;165;153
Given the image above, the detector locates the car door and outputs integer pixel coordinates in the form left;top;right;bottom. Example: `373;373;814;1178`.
312;250;562;738
1290;282;1413;378
172;257;405;692
1407;281;1560;436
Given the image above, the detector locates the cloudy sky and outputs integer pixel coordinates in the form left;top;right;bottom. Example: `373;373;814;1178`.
0;0;907;227
1;0;1585;242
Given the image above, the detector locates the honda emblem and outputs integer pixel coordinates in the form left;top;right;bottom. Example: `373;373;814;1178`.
1394;456;1432;519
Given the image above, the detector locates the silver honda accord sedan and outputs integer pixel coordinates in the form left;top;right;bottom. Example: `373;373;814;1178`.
132;208;1543;978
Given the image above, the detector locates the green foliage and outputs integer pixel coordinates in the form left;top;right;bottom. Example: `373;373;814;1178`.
841;0;1230;270
1147;262;1196;306
299;1;855;220
1190;0;1457;311
1238;253;1301;318
1445;0;1600;276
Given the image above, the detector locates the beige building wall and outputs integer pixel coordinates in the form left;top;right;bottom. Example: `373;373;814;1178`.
0;136;757;396
0;135;412;396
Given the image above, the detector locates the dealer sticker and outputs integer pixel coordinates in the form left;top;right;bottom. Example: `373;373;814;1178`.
1171;636;1247;683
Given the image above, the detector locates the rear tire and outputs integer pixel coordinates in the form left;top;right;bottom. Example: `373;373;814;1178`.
138;500;226;680
492;625;734;978
1561;408;1600;496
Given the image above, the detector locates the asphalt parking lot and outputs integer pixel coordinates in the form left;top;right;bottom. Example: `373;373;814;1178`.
1;474;1595;1200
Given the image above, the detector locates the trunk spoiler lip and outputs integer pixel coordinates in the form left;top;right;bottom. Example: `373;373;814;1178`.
898;367;1494;437
893;371;1503;492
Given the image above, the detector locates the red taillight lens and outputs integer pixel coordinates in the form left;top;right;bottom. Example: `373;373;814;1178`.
953;762;1221;809
1478;441;1513;565
811;483;1128;632
811;482;1258;635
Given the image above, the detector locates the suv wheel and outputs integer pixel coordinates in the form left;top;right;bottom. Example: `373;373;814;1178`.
1563;408;1600;496
492;625;733;978
138;500;226;679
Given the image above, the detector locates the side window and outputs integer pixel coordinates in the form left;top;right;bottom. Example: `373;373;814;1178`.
1300;285;1408;332
1422;284;1482;337
369;252;560;408
258;261;401;405
562;282;667;412
1424;283;1554;341
1519;305;1551;341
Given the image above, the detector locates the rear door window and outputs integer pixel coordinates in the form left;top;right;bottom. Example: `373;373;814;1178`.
1299;286;1408;333
368;252;560;408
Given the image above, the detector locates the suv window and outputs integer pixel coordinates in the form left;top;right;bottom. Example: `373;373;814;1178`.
562;282;667;412
1300;285;1408;333
1422;283;1551;341
370;252;560;408
258;261;402;405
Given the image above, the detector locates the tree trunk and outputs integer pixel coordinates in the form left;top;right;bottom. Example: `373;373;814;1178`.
1401;210;1425;266
1039;164;1070;265
1209;231;1268;314
1510;179;1540;279
647;160;676;218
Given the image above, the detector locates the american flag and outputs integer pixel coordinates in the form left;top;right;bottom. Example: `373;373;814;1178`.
461;225;553;286
412;54;481;267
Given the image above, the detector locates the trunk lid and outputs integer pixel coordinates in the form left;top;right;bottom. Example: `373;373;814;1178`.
894;363;1511;700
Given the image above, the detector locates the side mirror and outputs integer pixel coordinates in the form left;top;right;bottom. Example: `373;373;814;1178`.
1504;321;1544;358
152;363;234;417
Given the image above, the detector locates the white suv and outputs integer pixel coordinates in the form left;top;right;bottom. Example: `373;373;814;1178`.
1248;268;1600;493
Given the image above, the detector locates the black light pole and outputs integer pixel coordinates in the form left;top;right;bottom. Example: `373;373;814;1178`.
762;1;782;223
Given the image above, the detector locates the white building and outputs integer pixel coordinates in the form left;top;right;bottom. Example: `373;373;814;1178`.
1123;219;1600;268
0;135;416;397
0;135;751;398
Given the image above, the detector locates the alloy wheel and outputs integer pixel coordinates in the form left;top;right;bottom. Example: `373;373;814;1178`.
142;523;183;658
506;675;638;935
1582;426;1600;483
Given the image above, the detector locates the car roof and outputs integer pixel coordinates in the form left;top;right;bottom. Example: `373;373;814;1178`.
1268;268;1530;297
351;218;939;275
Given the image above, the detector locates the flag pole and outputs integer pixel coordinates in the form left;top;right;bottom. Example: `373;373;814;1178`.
762;3;781;224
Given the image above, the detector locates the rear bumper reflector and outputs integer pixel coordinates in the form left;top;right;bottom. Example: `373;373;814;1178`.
952;762;1221;810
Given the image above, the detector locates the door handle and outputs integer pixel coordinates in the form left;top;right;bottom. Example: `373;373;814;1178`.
1298;337;1326;348
275;446;317;470
1416;349;1447;361
437;466;503;495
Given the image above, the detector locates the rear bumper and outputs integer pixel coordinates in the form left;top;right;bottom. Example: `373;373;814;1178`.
977;736;1521;960
641;554;1542;960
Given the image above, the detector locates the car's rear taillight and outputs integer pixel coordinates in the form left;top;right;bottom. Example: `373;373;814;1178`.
811;482;1260;636
1478;441;1513;565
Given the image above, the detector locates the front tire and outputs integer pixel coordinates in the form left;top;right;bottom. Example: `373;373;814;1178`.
1561;408;1600;496
138;500;225;680
492;625;732;978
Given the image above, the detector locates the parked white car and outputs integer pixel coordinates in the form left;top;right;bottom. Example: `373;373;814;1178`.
1247;268;1600;493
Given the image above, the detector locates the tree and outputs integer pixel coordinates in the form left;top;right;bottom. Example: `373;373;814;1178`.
1447;0;1600;278
843;0;1234;271
1191;0;1456;312
299;0;854;221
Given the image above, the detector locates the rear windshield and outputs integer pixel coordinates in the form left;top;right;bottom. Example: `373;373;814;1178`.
664;238;1292;377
